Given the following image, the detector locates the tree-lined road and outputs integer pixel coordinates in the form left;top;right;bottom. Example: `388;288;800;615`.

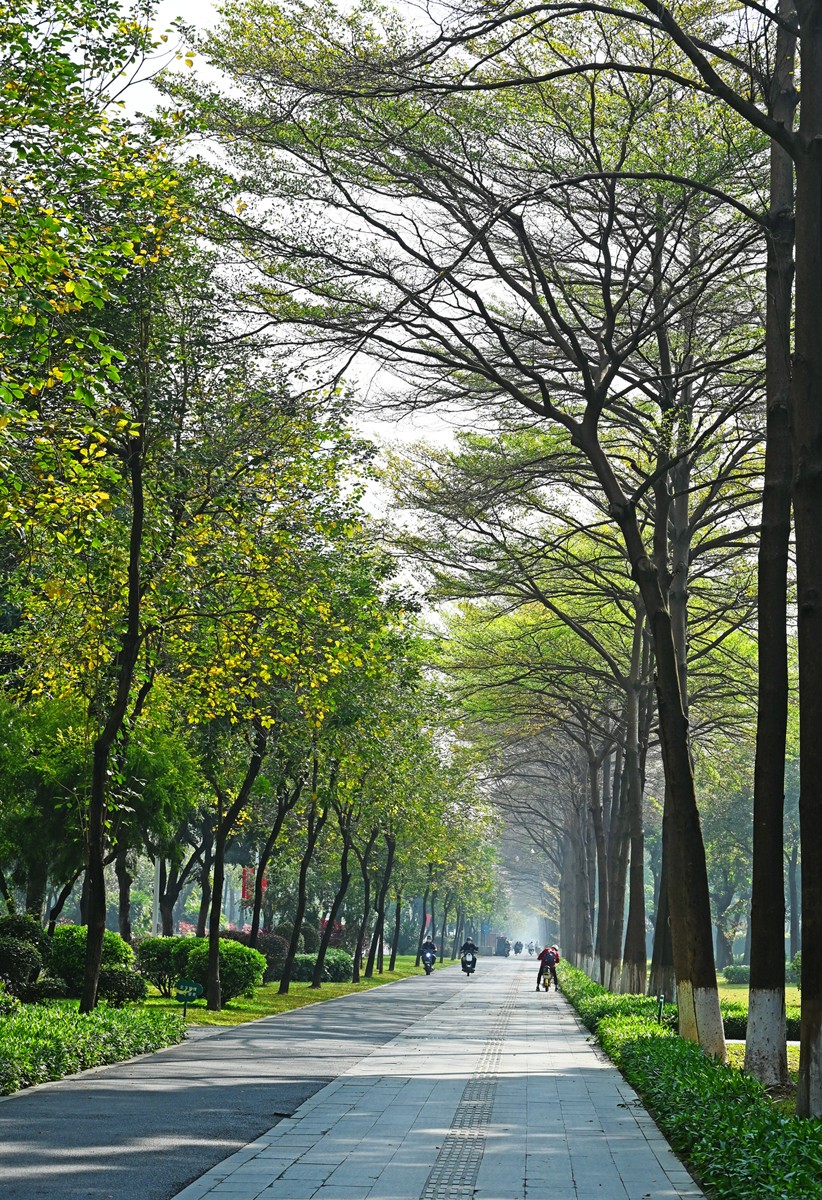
0;960;702;1200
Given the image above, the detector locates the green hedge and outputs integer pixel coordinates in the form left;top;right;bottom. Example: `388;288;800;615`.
722;964;750;984
183;939;266;1002
560;964;801;1041
559;963;822;1200
0;937;42;994
0;1004;185;1095
134;937;192;998
0;914;52;964
49;926;135;995
287;949;353;983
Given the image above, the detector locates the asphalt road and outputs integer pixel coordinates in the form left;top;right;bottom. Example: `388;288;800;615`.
0;971;463;1200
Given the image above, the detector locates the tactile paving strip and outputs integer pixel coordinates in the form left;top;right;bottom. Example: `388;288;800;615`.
419;977;519;1199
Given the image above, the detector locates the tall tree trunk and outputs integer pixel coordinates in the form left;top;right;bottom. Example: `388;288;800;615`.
313;829;352;987
250;782;304;948
595;464;723;1053
588;747;609;986
365;835;395;978
746;0;796;1091
206;723;267;1011
160;861;179;936
115;847;133;942
605;767;630;991
196;826;214;938
24;860;47;920
351;828;379;983
788;840;800;960
389;890;402;972
451;907;463;960
622;610;648;995
279;800;328;995
415;881;431;966
790;0;822;1116
649;807;676;1003
47;871;82;936
438;892;451;964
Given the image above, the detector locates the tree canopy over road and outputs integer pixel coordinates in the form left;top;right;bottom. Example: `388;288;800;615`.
1;0;820;1128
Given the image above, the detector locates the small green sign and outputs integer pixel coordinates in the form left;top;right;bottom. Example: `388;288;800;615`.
175;978;203;1002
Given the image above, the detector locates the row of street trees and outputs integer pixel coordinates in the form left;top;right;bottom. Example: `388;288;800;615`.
166;0;822;1114
0;1;503;1011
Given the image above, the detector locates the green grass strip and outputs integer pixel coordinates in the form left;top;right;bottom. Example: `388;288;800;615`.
559;963;822;1200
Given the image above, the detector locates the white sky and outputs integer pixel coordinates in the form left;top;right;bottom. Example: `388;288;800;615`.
136;0;457;472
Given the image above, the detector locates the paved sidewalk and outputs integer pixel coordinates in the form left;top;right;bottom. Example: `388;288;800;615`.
171;959;704;1200
0;976;449;1199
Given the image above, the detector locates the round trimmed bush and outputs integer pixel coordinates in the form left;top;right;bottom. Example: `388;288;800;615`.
254;932;289;982
792;950;802;990
323;949;354;982
20;975;68;1002
134;937;192;998
50;925;134;996
722;965;750;984
183;938;266;1002
0;914;51;965
287;949;353;983
301;922;320;953
274;923;303;952
0;937;42;995
98;967;148;1006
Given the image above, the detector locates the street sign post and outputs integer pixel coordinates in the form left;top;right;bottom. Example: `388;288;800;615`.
175;978;203;1019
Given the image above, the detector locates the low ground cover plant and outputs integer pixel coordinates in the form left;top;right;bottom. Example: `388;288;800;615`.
0;1004;185;1095
559;963;822;1200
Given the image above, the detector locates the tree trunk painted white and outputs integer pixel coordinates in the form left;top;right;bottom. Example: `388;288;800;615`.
677;981;726;1060
745;990;788;1087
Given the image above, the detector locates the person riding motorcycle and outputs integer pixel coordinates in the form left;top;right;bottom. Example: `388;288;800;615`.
421;937;438;975
459;937;478;955
536;944;560;991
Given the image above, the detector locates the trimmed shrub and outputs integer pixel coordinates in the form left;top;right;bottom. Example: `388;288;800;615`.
0;980;20;1015
183;938;265;1002
597;1016;822;1200
19;976;68;1003
722;965;750;984
0;937;42;995
324;949;354;981
274;922;304;952
49;926;134;995
301;922;320;953
256;932;289;982
287;953;315;982
560;962;822;1200
0;1004;185;1095
0;914;51;965
98;967;148;1006
134;937;191;998
791;951;802;990
287;949;354;983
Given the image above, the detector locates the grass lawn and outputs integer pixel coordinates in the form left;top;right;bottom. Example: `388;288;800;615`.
145;954;456;1027
718;979;802;1007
